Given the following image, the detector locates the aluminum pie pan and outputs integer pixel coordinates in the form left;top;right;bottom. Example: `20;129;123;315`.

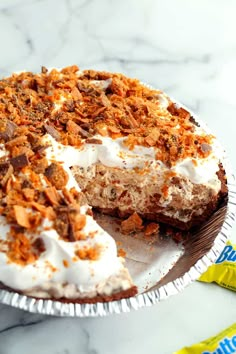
0;94;235;317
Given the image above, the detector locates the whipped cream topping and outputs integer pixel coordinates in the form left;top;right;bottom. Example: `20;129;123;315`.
43;133;222;189
0;214;126;294
0;142;132;298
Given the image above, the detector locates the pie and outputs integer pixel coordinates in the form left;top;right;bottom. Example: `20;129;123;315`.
0;66;227;302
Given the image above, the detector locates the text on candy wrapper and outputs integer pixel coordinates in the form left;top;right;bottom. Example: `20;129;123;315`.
202;335;236;354
215;245;236;264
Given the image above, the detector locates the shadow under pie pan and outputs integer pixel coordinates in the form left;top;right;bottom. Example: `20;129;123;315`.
0;97;235;318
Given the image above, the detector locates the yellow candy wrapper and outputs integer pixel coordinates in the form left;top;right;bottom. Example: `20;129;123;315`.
174;323;236;354
198;241;236;292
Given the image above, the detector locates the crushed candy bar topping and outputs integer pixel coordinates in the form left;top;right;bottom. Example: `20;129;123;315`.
75;244;102;261
118;248;126;258
0;66;214;166
121;212;144;234
0;66;217;268
0;121;96;264
144;222;159;237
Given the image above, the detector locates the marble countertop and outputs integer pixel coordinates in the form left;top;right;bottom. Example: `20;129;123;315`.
0;0;236;353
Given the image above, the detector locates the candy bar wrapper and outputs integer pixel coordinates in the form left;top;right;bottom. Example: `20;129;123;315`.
198;241;236;292
174;323;236;354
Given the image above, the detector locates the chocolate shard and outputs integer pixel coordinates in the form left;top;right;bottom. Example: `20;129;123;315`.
12;225;25;233
41;66;48;74
85;138;102;144
54;209;69;239
78;127;91;139
33;144;49;155
0;120;17;141
189;115;200;127
44;162;69;189
56;206;70;213
0;161;10;175
10;153;29;170
21;179;33;189
68;223;76;242
44;124;61;141
33;237;46;253
0;163;13;186
27;132;41;148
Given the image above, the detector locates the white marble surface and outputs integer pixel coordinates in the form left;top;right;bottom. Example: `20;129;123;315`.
0;0;236;353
